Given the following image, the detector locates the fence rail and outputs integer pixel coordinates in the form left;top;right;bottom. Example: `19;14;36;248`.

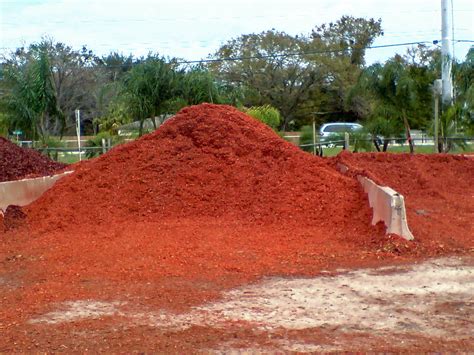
299;136;474;156
300;136;474;147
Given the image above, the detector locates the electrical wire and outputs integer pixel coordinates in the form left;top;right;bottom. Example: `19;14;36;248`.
1;40;427;67
1;40;462;66
175;41;434;65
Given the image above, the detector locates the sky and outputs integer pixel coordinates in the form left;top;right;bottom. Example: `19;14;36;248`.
0;0;473;64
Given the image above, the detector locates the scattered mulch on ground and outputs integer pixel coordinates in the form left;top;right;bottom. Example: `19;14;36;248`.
0;137;66;182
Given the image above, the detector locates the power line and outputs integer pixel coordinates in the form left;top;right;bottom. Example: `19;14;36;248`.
43;41;430;67
177;41;434;65
2;40;470;66
2;39;471;55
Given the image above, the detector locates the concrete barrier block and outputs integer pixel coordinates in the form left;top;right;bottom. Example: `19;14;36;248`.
358;176;414;241
0;171;73;213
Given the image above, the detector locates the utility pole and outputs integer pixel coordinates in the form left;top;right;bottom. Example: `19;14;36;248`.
441;0;453;105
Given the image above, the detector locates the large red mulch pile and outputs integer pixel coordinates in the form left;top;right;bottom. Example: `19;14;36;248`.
0;137;66;182
1;105;384;319
333;151;474;251
25;104;371;233
1;104;473;351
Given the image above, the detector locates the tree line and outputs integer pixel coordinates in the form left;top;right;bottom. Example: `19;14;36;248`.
0;16;472;151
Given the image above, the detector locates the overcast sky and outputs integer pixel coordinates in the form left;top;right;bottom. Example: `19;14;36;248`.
1;0;472;64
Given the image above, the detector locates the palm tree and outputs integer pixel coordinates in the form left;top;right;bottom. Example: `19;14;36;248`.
356;57;420;153
1;47;63;144
120;56;176;136
452;47;474;135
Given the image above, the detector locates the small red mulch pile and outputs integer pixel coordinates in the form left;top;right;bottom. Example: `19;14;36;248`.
0;137;66;182
333;150;474;251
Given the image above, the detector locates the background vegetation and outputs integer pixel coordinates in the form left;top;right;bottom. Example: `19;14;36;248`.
0;16;472;154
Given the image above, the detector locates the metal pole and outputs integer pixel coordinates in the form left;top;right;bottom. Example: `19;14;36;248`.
441;0;453;105
312;118;316;156
75;109;82;161
433;79;442;153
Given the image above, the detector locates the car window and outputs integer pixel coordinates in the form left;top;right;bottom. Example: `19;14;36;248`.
349;124;362;131
324;124;346;133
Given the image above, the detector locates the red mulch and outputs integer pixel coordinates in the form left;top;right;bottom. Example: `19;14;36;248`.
25;104;373;234
0;137;66;182
1;205;26;232
1;104;473;351
333;150;474;251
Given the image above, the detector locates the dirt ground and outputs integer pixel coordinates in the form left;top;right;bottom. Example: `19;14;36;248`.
1;255;472;352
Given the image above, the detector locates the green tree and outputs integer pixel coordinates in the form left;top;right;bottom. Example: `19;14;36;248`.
304;16;384;124
160;66;223;113
310;16;383;67
363;116;403;151
354;56;430;153
93;52;136;127
209;17;384;130
99;52;134;83
120;55;177;136
1;39;103;138
434;48;473;152
452;46;474;135
0;46;63;143
209;29;322;130
178;66;221;105
0;112;10;137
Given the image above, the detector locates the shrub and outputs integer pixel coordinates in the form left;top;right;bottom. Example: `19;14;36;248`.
245;105;282;130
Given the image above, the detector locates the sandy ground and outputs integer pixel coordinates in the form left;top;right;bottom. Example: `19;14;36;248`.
22;256;473;352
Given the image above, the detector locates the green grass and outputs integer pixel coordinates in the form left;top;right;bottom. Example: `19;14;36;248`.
387;144;474;154
314;143;474;157
47;142;474;163
57;153;83;164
